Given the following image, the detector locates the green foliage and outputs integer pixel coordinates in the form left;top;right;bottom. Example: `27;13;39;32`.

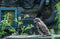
0;12;16;35
0;12;34;36
0;12;9;35
14;17;23;26
58;23;60;30
21;24;34;35
0;31;6;35
24;14;30;19
1;12;11;26
56;2;60;20
25;24;34;30
1;20;11;26
18;21;23;26
56;2;60;29
10;28;16;33
50;29;55;39
21;33;28;36
4;12;10;20
14;16;34;35
0;27;7;36
21;24;34;31
50;29;55;34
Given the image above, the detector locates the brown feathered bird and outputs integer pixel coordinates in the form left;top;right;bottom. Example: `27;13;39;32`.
34;18;51;36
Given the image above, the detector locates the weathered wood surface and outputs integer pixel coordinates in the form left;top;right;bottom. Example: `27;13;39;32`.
6;35;60;39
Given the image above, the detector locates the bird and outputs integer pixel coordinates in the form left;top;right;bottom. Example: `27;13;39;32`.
34;18;51;36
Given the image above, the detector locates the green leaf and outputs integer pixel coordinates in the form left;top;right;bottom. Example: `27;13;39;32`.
10;28;16;32
50;29;55;34
58;23;60;30
21;26;25;31
18;22;23;26
24;15;29;19
25;24;33;30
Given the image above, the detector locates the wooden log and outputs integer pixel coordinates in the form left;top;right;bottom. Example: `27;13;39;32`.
5;35;60;39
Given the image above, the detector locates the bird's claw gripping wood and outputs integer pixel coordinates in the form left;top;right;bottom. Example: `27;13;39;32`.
34;18;51;36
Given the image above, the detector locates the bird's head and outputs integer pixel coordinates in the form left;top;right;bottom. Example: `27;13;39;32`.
34;18;41;23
